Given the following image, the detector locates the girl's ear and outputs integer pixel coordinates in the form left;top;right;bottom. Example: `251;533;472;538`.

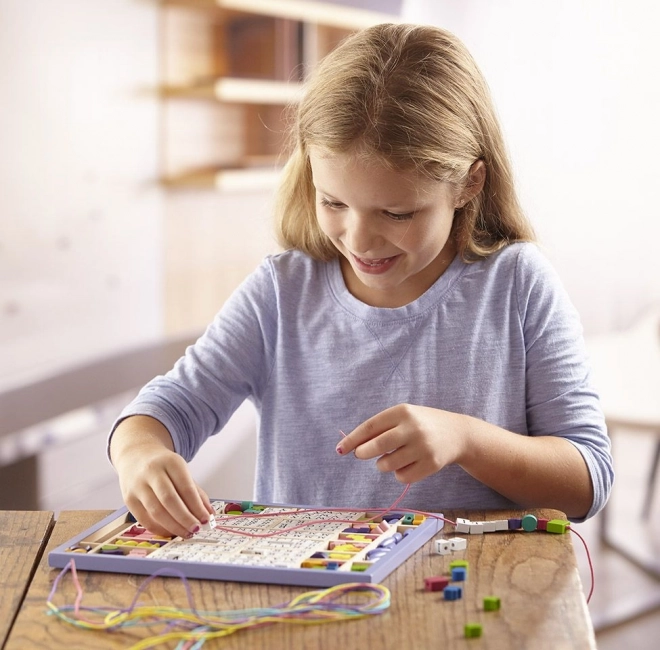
456;160;486;208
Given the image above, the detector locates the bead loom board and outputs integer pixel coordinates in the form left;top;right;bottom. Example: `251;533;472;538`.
48;499;443;588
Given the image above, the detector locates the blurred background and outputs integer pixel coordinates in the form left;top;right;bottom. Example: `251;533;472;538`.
1;1;659;646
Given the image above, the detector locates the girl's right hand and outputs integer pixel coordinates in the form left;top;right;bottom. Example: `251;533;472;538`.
110;416;214;538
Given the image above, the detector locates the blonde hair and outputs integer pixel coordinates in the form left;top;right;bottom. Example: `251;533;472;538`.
275;23;534;261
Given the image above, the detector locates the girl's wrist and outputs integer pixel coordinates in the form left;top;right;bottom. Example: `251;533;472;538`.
452;412;478;467
110;415;173;468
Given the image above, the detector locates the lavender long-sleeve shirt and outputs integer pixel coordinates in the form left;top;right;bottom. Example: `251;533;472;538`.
112;243;613;521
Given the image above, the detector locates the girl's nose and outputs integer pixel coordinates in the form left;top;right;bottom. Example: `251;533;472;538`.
344;212;384;254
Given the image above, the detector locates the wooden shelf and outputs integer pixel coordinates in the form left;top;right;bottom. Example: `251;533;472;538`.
162;77;304;104
163;163;283;191
160;0;399;191
163;0;398;30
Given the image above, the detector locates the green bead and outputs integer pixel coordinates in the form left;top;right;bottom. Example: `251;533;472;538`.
449;559;469;568
464;623;482;638
484;596;501;611
546;519;569;534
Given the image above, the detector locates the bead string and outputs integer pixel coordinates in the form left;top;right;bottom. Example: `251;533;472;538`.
46;560;391;650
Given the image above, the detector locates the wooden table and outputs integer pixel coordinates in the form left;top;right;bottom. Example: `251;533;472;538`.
0;511;54;648
2;508;594;649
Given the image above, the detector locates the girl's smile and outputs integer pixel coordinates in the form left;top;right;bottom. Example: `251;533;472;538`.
350;253;400;274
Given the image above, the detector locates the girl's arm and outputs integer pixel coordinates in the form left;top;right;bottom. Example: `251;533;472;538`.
336;403;594;520
459;413;593;519
107;259;278;536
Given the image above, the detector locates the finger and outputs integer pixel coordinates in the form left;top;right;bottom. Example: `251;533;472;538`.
152;470;207;535
355;427;403;460
196;485;215;517
394;461;428;484
120;480;172;537
145;497;196;539
165;463;213;525
374;445;416;473
337;406;402;455
125;491;192;539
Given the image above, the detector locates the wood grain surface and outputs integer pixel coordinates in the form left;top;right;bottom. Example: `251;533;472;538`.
5;508;596;649
0;510;54;648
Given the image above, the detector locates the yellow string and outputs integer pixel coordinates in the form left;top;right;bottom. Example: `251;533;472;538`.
47;580;391;649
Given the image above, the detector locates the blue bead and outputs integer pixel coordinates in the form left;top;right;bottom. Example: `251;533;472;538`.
451;567;467;581
444;586;463;601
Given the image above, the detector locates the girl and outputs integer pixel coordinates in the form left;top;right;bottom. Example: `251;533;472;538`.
110;23;613;539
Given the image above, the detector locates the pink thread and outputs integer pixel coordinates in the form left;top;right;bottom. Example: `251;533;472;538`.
210;481;455;539
188;428;456;541
568;526;595;603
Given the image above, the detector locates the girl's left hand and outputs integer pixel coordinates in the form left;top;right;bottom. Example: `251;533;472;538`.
336;404;468;483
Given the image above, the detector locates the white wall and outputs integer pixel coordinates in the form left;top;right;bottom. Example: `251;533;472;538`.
0;0;267;510
0;0;163;389
403;0;660;335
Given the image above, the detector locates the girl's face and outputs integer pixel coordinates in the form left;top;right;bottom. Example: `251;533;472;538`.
310;149;462;308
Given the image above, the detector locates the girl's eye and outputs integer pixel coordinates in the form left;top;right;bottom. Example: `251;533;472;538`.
384;211;414;221
319;198;345;209
319;198;413;221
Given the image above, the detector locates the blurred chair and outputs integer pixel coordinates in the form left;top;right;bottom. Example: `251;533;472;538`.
587;306;660;629
643;439;660;520
588;308;660;519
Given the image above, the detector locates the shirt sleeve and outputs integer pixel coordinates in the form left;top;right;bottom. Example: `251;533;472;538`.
515;246;614;521
107;258;279;462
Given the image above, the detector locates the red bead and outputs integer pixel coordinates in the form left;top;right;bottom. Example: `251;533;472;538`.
424;576;450;592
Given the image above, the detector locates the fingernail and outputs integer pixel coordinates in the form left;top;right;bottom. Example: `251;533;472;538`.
191;525;200;533
336;445;344;455
200;519;208;525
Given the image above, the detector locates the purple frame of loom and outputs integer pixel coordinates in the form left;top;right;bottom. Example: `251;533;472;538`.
48;500;444;588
